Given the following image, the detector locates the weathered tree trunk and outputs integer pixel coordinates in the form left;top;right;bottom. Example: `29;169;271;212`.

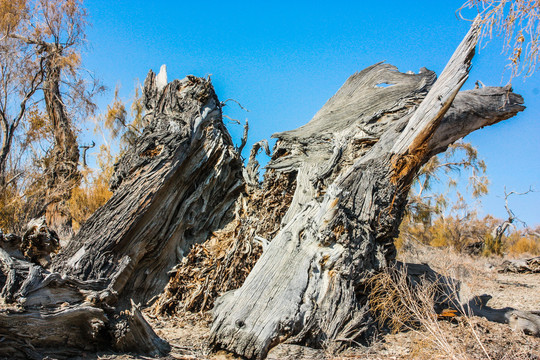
41;51;81;230
0;71;243;357
52;72;244;306
209;20;525;359
0;122;16;186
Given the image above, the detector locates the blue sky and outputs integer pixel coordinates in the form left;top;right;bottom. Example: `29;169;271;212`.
80;0;539;226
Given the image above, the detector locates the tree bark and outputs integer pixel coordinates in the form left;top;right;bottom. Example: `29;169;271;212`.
40;48;81;230
0;71;243;357
209;20;525;359
0;122;15;186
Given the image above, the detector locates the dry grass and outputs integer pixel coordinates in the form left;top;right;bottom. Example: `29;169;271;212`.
364;241;540;360
368;264;477;360
368;266;540;359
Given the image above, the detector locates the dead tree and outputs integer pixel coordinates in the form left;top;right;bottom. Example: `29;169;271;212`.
52;72;244;305
209;20;527;359
0;19;533;359
489;187;534;253
80;141;96;167
0;71;243;358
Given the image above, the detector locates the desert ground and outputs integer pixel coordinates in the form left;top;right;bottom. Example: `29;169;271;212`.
89;242;540;360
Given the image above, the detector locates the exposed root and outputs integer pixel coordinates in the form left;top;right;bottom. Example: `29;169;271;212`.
154;170;297;314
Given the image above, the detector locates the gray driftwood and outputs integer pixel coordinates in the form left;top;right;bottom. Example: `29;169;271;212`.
499;256;540;273
0;71;243;357
209;20;526;359
464;294;540;336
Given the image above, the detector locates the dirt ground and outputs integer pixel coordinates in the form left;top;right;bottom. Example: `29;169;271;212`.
89;245;540;360
58;244;540;359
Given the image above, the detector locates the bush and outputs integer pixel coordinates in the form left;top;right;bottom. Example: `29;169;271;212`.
505;228;540;256
68;168;112;232
397;211;540;257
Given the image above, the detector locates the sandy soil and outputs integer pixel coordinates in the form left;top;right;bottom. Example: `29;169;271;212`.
46;245;540;359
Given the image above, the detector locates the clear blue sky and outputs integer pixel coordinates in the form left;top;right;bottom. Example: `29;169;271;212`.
80;0;540;226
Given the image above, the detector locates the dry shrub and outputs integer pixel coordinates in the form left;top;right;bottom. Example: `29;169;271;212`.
398;213;498;253
154;169;296;314
508;236;540;256
67;145;114;231
398;210;540;258
0;166;112;235
506;228;540;257
68;168;112;231
367;242;540;360
368;264;491;360
0;180;28;233
0;168;50;233
369;266;427;334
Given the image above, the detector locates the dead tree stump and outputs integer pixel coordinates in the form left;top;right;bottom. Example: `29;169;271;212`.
209;20;525;359
52;73;244;306
0;71;243;357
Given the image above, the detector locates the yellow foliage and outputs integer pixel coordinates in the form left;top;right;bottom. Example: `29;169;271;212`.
505;229;540;256
1;145;115;234
67;145;114;231
482;233;503;256
0;181;27;232
0;0;27;33
398;210;539;257
99;83;144;149
508;237;540;255
0;168;47;233
68;168;111;231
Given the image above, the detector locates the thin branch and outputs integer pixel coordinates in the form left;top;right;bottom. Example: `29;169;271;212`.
503;185;534;223
237;119;249;154
222;114;240;125
221;98;250;112
492;186;535;240
4;171;23;187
